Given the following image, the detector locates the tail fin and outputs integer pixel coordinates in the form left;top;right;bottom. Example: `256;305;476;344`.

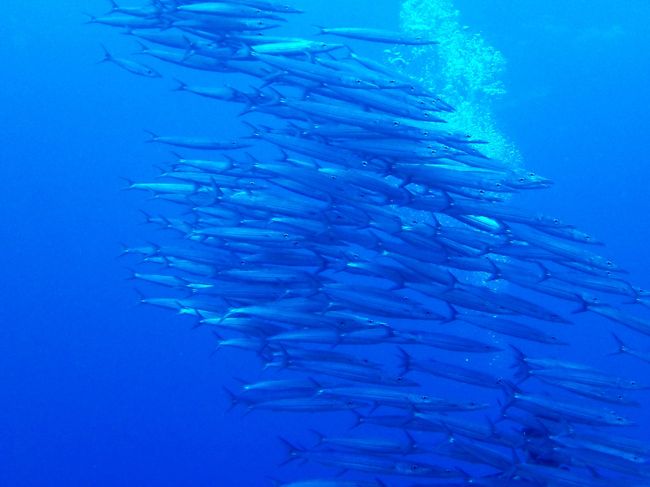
307;376;322;392
139;209;155;225
396;346;413;376
99;44;112;63
241;121;261;139
485;257;502;281
209;330;225;356
222;386;239;412
509;344;526;366
608;333;628;356
277;437;302;466
181;35;197;60
308;429;325;447
172;78;187;92
572;293;595;314
119;176;134;190
348;410;365;430
509;345;531;383
133;288;147;306
442;302;459;323
536;262;553;281
133;40;149;54
143;129;158;143
117;242;131;258
169;151;185;167
83;13;98;25
313;24;327;35
107;0;119;12
499;380;520;400
123;268;137;281
232;376;248;386
404;430;418;454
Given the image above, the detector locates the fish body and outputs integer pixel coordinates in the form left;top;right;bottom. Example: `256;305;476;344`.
100;45;162;77
399;349;503;389
316;26;439;45
252;40;344;55
145;131;250;150
508;390;632;426
87;14;162;28
459;314;566;345
177;2;287;21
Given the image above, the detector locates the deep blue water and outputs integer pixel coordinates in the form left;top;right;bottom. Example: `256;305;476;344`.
1;1;649;485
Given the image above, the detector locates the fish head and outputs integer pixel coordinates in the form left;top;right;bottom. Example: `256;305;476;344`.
279;5;304;13
512;171;554;189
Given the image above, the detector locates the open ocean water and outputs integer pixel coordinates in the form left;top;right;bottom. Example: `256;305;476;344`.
1;1;650;486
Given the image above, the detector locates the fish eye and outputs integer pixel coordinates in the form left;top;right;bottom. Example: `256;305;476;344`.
529;172;536;176
282;233;289;238
355;79;362;84
519;177;525;182
393;121;400;126
421;395;428;400
411;465;419;471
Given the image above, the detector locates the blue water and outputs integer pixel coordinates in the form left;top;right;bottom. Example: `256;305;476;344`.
1;1;649;485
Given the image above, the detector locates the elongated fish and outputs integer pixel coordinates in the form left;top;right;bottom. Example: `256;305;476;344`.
100;45;161;77
316;26;439;45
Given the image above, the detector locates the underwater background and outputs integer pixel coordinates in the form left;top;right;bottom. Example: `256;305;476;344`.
2;0;650;486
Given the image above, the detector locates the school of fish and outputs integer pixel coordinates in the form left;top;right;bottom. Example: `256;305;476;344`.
93;0;650;485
